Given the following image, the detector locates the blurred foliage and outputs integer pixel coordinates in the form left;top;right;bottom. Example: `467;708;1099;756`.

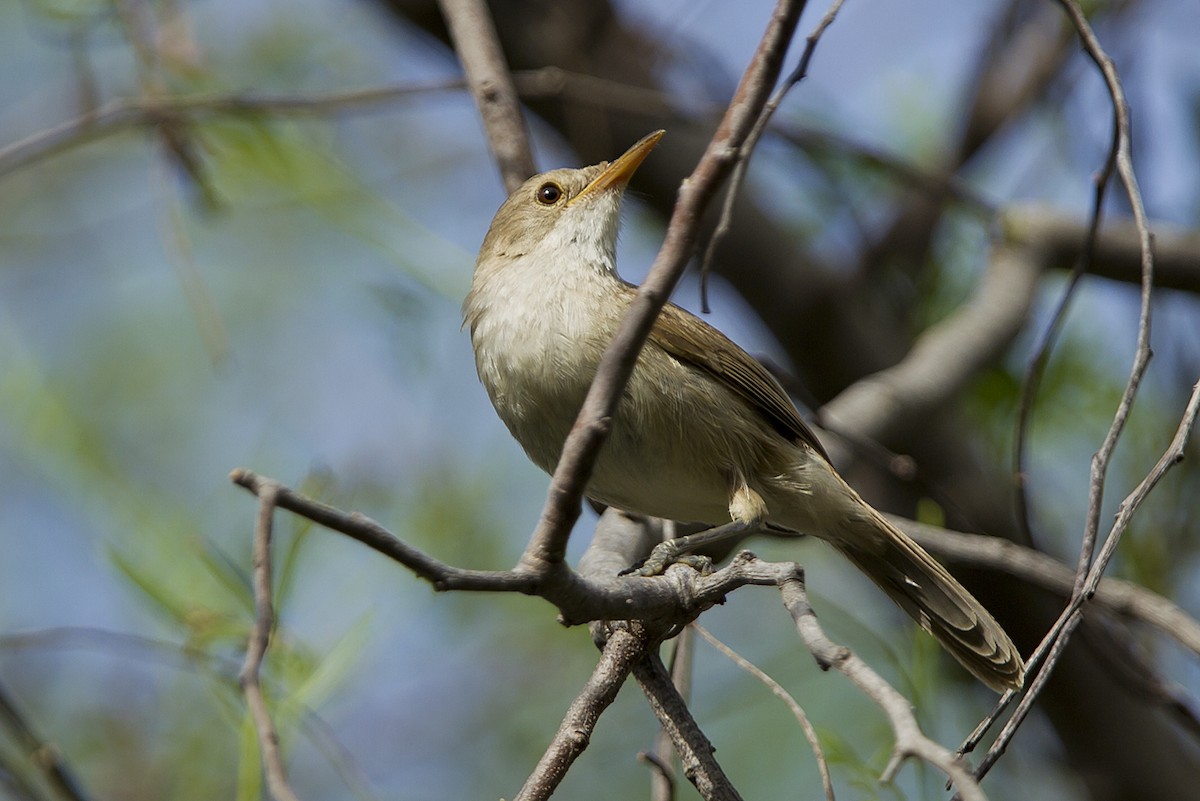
1;1;1198;801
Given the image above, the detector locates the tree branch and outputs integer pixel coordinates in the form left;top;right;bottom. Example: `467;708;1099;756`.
513;626;648;801
694;624;834;801
823;227;1042;448
230;469;784;629
238;482;303;801
631;647;745;801
1006;205;1200;293
436;0;534;190
959;0;1166;775
699;0;845;310
232;467;1019;798
515;0;809;573
973;379;1200;780
777;570;988;801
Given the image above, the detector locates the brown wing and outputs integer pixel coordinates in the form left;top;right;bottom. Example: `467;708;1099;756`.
649;299;831;462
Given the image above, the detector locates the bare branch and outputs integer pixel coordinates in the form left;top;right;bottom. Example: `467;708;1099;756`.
513;626;649;801
694;624;834;801
1004;205;1200;293
231;468;1046;798
973;380;1200;780
238;482;303;801
436;0;534;190
824;230;1041;444
230;469;784;629
516;0;809;572
1086;379;1200;598
647;614;691;801
632;646;745;801
777;571;987;801
699;0;846;310
960;0;1165;771
1057;0;1158;588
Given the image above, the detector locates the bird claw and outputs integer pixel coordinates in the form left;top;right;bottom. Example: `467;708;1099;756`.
621;541;714;577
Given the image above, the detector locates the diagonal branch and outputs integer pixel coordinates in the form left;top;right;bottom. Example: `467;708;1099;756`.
777;569;988;801
694;624;834;801
971;380;1200;779
698;0;846;310
823;227;1042;446
516;0;810;573
632;647;745;801
513;626;649;801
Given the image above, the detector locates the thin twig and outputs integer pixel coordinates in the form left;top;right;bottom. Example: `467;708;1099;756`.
513;626;650;801
698;0;845;311
1011;171;1111;547
965;0;1160;764
638;750;676;801
516;0;809;573
238;482;303;801
230;469;786;628
437;0;535;191
1010;1;1123;549
633;648;745;801
971;380;1200;779
1086;379;1200;596
694;624;834;801
777;571;987;801
1055;0;1156;589
648;621;692;801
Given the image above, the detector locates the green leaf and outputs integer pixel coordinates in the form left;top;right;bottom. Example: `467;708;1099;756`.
196;537;256;615
110;546;196;627
290;611;374;712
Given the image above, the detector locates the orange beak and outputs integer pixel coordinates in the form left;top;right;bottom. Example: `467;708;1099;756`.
567;130;665;206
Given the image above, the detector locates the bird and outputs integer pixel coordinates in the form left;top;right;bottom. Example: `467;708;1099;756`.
463;130;1024;692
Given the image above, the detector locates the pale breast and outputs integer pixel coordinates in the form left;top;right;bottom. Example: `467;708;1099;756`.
466;257;777;526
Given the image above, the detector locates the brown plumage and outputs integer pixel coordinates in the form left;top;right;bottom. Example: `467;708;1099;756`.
465;131;1024;692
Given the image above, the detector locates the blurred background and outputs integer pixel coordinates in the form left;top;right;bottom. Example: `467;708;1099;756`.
2;0;1199;799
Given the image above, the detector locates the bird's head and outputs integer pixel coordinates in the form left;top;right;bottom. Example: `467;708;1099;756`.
475;130;664;278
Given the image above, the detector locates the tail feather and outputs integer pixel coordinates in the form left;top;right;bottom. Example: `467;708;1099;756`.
833;507;1025;693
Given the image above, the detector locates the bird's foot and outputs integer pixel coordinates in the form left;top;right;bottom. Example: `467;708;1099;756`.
619;517;760;577
621;542;714;577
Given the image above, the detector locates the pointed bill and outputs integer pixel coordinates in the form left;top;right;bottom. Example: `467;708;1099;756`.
567;130;665;206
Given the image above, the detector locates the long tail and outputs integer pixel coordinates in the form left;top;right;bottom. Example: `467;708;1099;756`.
830;505;1024;692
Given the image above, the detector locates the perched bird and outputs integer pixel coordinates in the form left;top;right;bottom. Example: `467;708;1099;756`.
464;131;1024;692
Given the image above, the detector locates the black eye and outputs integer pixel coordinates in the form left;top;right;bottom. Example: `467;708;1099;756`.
536;182;563;205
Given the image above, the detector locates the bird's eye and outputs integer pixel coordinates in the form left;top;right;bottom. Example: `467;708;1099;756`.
535;182;563;205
